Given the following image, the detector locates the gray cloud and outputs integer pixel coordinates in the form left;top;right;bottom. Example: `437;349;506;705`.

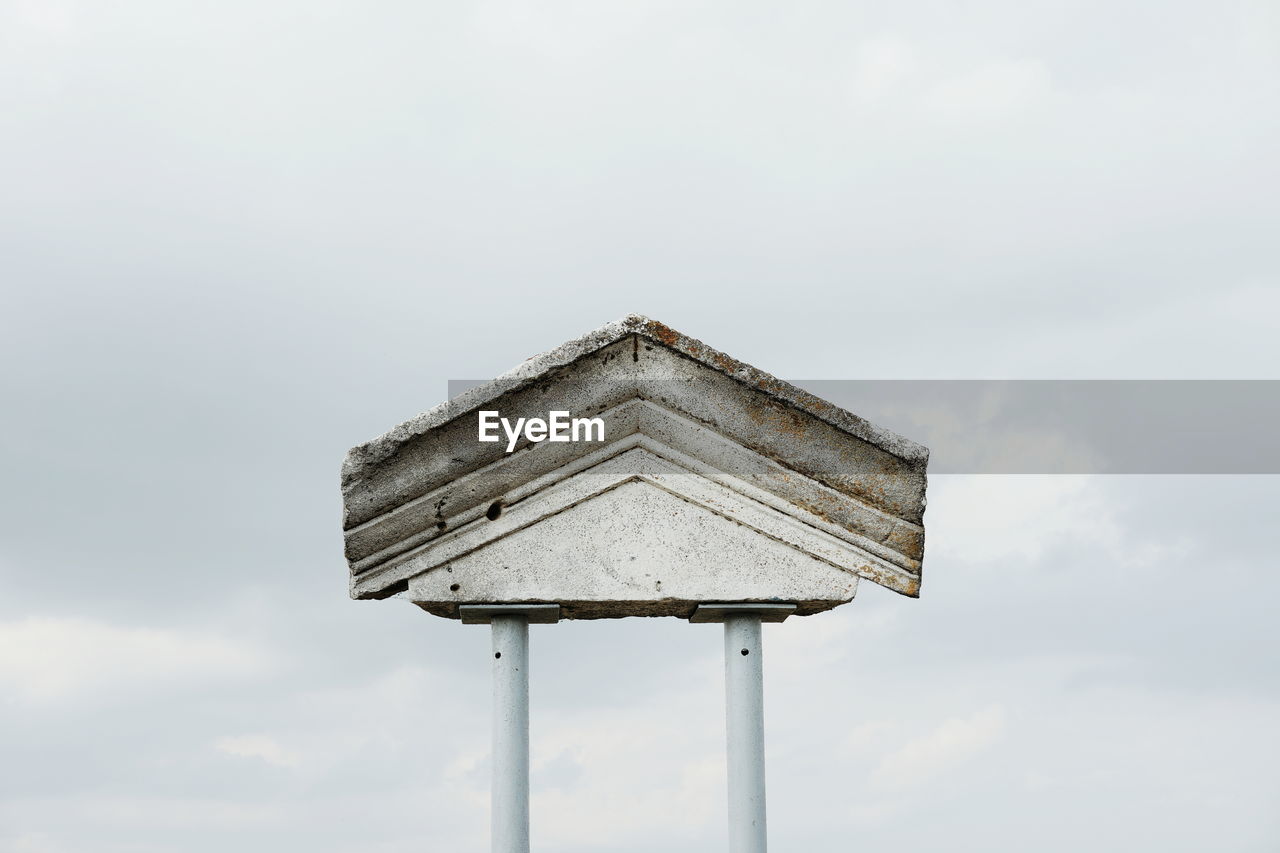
2;0;1278;850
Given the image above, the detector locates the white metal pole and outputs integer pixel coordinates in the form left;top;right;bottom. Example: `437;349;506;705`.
724;613;767;853
491;615;530;853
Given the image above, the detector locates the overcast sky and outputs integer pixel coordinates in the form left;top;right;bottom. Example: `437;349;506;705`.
2;1;1278;851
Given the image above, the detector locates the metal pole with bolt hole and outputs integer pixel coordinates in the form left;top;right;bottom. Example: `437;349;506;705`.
491;614;529;853
460;604;559;853
692;603;793;853
724;613;767;853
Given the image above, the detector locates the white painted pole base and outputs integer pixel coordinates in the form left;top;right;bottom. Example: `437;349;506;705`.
725;613;767;853
491;615;530;853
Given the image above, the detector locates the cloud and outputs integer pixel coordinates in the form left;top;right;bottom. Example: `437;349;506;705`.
926;59;1050;121
5;0;75;37
848;35;1049;122
850;37;919;104
872;705;1006;790
931;476;1113;564
0;617;270;704
0;1;1276;851
530;693;723;846
77;796;281;831
3;833;68;853
214;734;300;768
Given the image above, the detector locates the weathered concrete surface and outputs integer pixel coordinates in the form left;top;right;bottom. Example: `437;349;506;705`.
407;474;860;619
340;315;929;618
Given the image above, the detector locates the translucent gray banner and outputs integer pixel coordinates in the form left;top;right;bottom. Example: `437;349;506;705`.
447;380;1280;474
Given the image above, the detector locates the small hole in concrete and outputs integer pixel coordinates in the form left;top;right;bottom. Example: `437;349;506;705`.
494;652;501;659
449;583;460;592
741;649;750;656
436;521;447;530
486;502;503;520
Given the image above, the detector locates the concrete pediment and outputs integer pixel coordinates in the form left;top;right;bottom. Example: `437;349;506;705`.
341;315;928;619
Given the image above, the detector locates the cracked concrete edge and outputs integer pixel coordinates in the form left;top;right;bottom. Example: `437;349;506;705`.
340;314;930;490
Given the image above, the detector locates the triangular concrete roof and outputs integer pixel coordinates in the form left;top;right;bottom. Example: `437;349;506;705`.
344;314;927;490
341;314;929;618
